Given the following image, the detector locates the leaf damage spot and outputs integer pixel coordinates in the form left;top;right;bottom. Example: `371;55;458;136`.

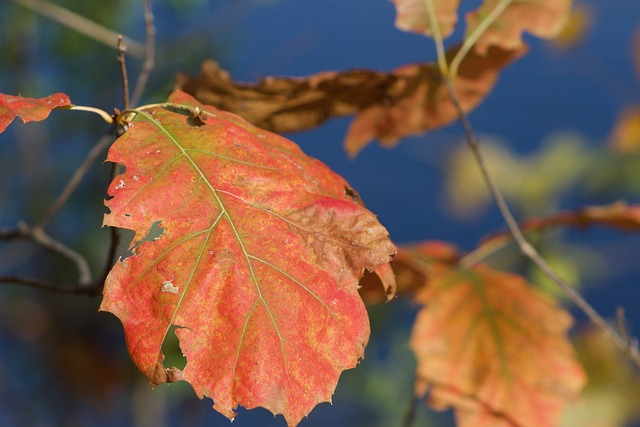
115;180;125;190
161;280;179;294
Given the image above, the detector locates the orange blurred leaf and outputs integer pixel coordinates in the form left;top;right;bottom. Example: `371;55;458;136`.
0;93;71;133
466;0;573;55
390;0;461;38
411;264;586;427
100;91;396;426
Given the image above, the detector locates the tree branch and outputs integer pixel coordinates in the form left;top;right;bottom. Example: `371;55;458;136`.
36;134;113;230
130;0;156;107
117;36;130;110
442;77;640;367
9;0;145;58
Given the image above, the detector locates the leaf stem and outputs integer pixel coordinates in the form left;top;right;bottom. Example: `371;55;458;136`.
420;0;449;76
443;77;640;367
66;105;115;124
449;0;512;78
117;36;130;110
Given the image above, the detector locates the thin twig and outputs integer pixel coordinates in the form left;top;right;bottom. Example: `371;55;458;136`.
36;134;113;230
130;0;156;107
0;276;99;296
117;36;130;110
9;0;145;58
443;78;640;367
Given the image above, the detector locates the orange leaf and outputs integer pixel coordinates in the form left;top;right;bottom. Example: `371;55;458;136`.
411;265;586;427
345;45;524;156
0;93;71;133
467;0;573;55
390;0;461;38
100;91;396;426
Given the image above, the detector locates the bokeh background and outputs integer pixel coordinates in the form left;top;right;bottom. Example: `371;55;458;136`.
1;0;640;426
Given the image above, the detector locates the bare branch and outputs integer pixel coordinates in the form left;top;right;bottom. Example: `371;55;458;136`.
16;221;92;285
443;77;640;368
117;36;130;110
9;0;145;58
36;134;113;229
131;0;156;106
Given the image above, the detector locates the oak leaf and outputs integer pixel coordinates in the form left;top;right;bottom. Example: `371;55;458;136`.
411;264;586;427
0;93;71;133
175;46;523;157
100;91;396;426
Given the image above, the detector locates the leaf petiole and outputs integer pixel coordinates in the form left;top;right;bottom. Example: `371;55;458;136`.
421;0;449;76
64;105;115;124
449;0;512;78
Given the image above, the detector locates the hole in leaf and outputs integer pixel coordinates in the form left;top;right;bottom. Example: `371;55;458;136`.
121;221;164;259
161;325;187;370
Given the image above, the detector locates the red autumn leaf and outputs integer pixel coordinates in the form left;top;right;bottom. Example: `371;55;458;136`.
99;90;396;426
390;0;461;38
411;263;586;427
466;0;573;55
0;93;72;133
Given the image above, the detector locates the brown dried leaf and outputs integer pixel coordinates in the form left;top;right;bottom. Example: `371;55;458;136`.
175;45;523;157
175;60;394;134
